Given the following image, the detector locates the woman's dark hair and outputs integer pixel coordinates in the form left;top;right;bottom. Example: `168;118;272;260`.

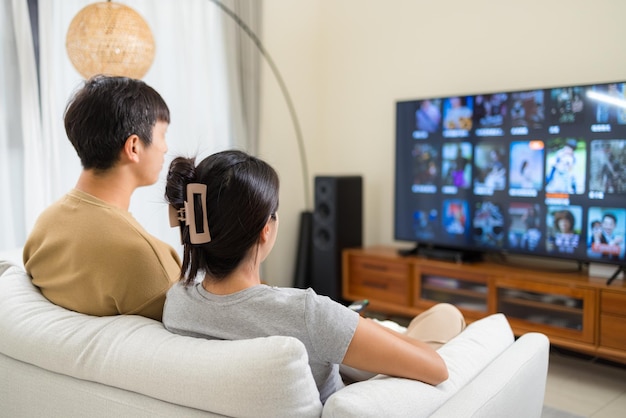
553;210;575;232
165;150;279;284
64;75;170;171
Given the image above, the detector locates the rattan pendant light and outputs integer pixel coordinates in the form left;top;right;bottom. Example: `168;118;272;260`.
66;1;155;79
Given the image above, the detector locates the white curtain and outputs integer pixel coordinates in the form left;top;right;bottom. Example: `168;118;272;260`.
0;0;43;251
1;0;262;253
221;0;262;156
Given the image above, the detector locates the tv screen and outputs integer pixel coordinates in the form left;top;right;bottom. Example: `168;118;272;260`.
394;81;626;266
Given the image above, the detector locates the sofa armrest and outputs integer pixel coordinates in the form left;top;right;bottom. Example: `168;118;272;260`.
431;332;549;417
323;313;516;418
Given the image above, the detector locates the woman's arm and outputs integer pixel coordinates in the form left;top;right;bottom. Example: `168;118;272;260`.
341;317;448;385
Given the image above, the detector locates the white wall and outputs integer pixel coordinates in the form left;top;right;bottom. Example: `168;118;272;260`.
259;0;626;286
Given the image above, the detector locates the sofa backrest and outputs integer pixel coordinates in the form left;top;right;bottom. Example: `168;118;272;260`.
0;262;323;418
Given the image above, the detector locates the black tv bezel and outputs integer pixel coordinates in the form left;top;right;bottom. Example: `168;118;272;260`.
393;80;626;268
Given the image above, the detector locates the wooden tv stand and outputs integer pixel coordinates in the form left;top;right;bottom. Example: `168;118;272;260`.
342;246;626;365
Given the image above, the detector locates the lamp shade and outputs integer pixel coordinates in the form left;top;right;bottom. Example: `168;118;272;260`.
66;1;155;79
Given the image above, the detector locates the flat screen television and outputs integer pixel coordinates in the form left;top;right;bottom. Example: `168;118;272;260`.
394;80;626;273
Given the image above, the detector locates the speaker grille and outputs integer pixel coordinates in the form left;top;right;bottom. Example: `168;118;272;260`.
310;176;363;302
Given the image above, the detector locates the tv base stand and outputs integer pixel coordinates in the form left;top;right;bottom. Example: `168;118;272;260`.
398;244;482;263
607;265;625;286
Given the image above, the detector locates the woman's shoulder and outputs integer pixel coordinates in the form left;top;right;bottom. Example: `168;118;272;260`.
256;284;309;301
253;286;335;313
262;285;328;301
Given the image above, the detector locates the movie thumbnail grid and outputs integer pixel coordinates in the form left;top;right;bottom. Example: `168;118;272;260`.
411;139;626;197
411;201;625;260
410;82;626;139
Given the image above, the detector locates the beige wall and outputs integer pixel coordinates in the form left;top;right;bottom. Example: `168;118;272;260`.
259;0;626;287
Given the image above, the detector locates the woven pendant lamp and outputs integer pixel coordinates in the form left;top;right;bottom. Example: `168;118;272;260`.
66;1;155;79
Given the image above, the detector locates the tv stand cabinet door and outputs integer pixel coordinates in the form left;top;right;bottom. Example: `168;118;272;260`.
412;264;491;320
495;278;596;344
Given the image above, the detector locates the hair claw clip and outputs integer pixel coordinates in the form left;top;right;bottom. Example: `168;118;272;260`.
168;183;212;244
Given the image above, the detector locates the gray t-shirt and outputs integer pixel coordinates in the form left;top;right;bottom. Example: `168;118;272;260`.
163;282;360;402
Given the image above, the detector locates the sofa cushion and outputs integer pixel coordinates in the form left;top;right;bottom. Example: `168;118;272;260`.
0;263;322;418
322;313;515;418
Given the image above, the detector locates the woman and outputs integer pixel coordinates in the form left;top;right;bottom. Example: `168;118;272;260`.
163;150;465;403
551;209;579;254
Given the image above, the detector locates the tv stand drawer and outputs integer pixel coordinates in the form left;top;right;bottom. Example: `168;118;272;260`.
344;253;410;305
601;291;626;316
600;291;626;351
601;314;626;350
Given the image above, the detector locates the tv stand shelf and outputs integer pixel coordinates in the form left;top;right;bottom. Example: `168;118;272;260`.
342;246;626;364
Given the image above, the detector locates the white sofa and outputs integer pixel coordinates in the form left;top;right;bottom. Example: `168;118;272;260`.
0;253;549;417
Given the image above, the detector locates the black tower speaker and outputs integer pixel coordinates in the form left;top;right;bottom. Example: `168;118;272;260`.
310;176;363;303
293;210;313;289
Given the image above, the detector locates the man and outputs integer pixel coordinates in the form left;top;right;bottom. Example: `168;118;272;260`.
23;76;181;321
600;213;624;259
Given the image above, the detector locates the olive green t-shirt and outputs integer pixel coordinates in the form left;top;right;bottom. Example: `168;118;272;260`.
23;189;181;321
